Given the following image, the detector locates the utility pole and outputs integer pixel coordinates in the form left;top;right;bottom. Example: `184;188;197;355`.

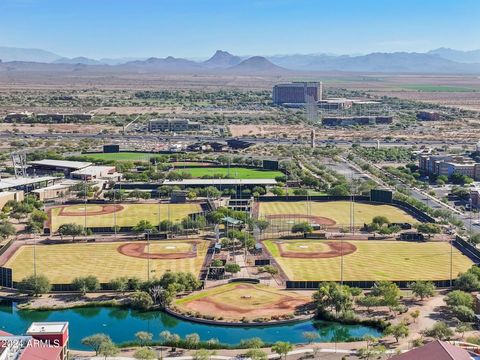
146;230;151;282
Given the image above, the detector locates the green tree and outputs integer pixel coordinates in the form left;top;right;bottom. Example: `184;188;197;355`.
357;295;382;313
291;222;313;235
451;305;476;322
134;348;156;360
372;216;390;226
185;333;200;349
98;339;119;360
409;281;436;300
130;291;154;310
17;275;51;296
224;263;241;275
456;322;473;339
303;331;319;344
371;281;400;309
57;223;85;240
313;282;353;315
271;341;293;360
245;349;267;360
239;337;264;349
424;321;454;340
416;223;441;235
410;309;420;323
72;276;100;295
193;349;217;360
132;220;156;233
108;277;129;293
135;331;153;346
385;323;409;343
445;290;473;308
81;334;111;355
455;272;480;292
0;220;16;239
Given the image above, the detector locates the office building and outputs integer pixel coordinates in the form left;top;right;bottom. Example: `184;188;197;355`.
272;82;322;105
148;118;201;132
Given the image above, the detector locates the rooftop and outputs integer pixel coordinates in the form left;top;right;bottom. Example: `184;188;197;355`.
29;159;92;170
71;165;116;175
0;176;58;191
27;322;68;334
390;340;473;360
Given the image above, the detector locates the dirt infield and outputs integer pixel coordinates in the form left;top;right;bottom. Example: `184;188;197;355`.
118;242;197;259
58;204;124;216
276;240;357;258
265;214;336;226
175;283;311;320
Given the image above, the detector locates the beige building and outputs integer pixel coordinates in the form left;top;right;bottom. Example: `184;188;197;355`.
0;191;24;209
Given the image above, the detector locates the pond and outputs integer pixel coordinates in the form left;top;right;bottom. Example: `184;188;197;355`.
0;302;382;350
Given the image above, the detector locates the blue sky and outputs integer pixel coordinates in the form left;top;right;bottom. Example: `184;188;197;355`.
0;0;479;59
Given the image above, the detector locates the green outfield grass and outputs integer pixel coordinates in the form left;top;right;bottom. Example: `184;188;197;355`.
176;167;284;179
173;282;310;321
258;200;417;226
402;84;478;92
263;239;473;281
80;152;165;161
49;203;202;232
5;240;209;283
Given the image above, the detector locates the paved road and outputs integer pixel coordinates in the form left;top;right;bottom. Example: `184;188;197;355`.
2;131;474;148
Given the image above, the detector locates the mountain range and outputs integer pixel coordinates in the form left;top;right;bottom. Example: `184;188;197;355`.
2;47;480;74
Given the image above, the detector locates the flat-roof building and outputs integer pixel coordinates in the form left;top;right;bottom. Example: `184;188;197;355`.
273;82;322;105
0;176;58;192
0;322;69;360
71;165;116;180
418;154;480;180
29;159;92;176
148;118;201;132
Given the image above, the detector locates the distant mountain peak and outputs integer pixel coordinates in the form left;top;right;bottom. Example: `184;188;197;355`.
228;56;286;73
203;50;242;68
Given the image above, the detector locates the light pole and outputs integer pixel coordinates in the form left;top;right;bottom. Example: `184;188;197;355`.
146;229;151;282
450;232;454;288
113;185;117;239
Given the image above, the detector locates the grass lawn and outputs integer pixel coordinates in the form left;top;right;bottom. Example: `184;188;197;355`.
6;240;209;283
264;239;473;281
282;241;330;253
49;203;202;232
258;200;417;226
174;282;310;320
402;84;478;92
80;152;161;161
175;167;283;179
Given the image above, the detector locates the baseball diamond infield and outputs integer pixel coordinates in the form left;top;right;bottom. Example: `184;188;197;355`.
4;240;209;283
48;203;202;232
172;282;311;321
257;201;417;227
263;239;473;281
118;241;199;259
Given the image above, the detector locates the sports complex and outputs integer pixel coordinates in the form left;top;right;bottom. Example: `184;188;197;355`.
256;200;418;231
47;202;203;232
0;190;477;292
4;240;209;284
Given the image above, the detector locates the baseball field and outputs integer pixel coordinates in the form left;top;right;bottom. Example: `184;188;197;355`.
48;203;202;232
5;240;209;283
80;152;160;161
258;201;417;227
174;167;283;179
263;239;473;281
173;282;311;321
